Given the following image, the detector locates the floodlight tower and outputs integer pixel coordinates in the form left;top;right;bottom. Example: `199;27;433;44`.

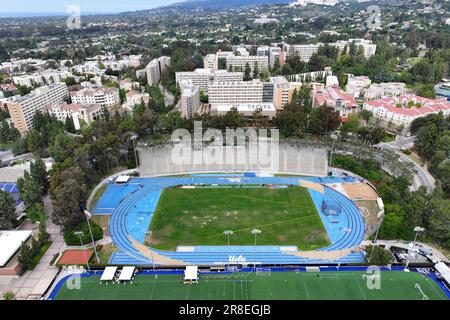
413;226;425;243
84;210;100;263
224;230;234;246
74;231;90;272
404;242;414;272
130;133;139;169
329;133;338;175
251;229;262;247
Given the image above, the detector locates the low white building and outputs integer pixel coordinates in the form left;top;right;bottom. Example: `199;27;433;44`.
326;75;339;88
364;82;407;101
46;103;103;130
331;39;377;59
119;79;140;91
70;86;120;108
211;103;276;120
122;91;150;111
346;75;372;98
176;69;243;94
363;95;450;130
0;230;32;270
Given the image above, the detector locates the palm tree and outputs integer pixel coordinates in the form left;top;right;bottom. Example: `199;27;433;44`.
3;291;16;300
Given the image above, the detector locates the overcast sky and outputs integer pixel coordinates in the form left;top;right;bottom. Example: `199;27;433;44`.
0;0;180;15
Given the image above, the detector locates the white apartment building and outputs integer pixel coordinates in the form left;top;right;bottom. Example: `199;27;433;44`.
175;69;243;93
45;103;102;130
326;75;340;88
119;79;140;91
208;80;264;106
70;87;120;108
13;69;72;88
364;82;407;101
204;54;218;70
257;46;270;58
180;82;200;118
122;91;150;111
363;95;450;130
203;51;236;71
270;76;302;110
331;39;377;59
146;59;161;86
284;44;322;62
176;69;214;93
211;103;276;120
8;83;69;134
269;47;285;68
254;15;278;25
226;55;269;72
213;70;244;82
287;67;333;82
145;56;171;86
345;75;372;98
12;74;43;87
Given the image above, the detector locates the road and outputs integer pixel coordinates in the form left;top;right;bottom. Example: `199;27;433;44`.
0;151;34;167
377;136;435;193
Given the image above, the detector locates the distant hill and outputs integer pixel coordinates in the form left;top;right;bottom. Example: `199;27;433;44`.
155;0;291;11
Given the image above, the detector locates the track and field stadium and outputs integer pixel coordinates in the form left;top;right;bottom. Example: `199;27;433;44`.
51;142;449;300
93;174;367;266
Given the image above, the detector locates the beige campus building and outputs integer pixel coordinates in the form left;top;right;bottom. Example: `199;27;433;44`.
8;83;69;134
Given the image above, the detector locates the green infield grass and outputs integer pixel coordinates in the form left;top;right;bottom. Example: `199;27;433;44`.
54;271;448;300
149;186;329;250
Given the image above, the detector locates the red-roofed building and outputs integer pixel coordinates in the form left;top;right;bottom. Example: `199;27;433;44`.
363;95;450;130
314;86;358;117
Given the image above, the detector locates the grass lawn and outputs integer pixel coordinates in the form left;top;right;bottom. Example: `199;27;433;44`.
54;271;448;300
149;186;329;250
97;243;118;264
89;184;108;210
30;241;53;270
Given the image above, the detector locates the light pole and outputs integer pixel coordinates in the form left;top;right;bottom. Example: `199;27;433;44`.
146;231;155;272
329;134;338;175
369;211;384;261
413;226;425;243
74;231;90;272
84;210;100;263
404;242;414;272
224;230;234;246
130;134;139;169
251;229;261;248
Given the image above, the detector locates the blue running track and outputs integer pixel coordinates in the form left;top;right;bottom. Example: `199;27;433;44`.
92;174;367;265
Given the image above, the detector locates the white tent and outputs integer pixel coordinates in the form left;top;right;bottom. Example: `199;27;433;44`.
118;266;135;281
184;266;199;283
435;262;450;286
116;175;130;184
100;266;118;281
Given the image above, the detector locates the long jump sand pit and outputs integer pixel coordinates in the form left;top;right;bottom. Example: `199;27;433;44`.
342;183;379;201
